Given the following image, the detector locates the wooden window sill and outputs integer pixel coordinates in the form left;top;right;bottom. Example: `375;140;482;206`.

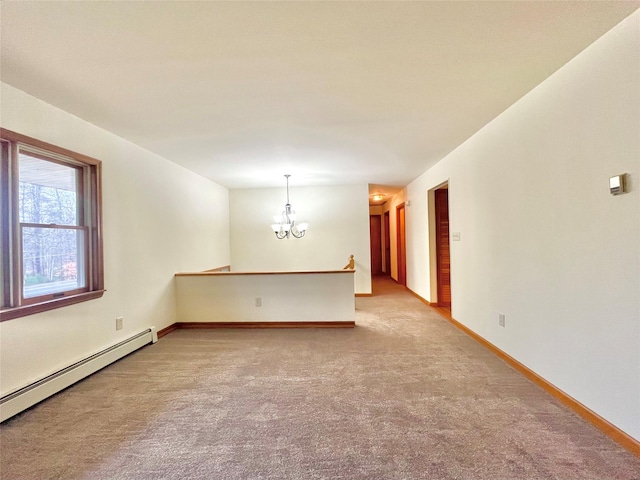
0;290;106;322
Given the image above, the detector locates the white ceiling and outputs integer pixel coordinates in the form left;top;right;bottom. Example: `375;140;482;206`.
1;1;638;190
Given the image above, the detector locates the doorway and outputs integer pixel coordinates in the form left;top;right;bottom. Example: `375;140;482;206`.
434;188;451;308
370;215;382;275
396;203;406;286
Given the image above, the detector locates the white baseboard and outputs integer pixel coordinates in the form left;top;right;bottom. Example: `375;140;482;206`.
0;327;157;422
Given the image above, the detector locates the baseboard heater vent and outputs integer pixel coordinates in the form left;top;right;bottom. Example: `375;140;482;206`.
0;327;157;423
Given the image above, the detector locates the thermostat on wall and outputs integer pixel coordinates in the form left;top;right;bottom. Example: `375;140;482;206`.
609;174;626;195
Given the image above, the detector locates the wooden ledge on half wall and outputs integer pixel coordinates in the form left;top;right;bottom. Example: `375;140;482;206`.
175;269;355;276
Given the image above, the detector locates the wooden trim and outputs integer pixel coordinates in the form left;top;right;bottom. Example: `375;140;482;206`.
157;323;179;339
0;128;102;166
0;289;106;322
159;321;355;331
178;321;355;329
430;306;640;457
396;203;406;285
8;139;19;309
175;270;354;277
92;161;104;292
406;287;431;306
1;140;13;307
383;210;391;276
355;293;373;297
203;265;231;272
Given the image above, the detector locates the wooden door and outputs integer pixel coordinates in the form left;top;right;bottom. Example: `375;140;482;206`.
396;204;406;286
435;189;451;307
370;215;382;275
384;211;391;275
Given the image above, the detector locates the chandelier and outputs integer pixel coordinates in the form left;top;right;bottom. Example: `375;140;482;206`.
271;174;309;239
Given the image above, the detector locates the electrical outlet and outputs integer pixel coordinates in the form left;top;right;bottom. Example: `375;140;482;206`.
498;313;505;328
116;316;123;330
255;297;262;307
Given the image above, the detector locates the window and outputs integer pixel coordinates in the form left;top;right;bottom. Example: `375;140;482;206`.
1;129;104;321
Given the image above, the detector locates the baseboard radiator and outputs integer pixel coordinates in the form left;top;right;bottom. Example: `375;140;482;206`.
0;327;158;423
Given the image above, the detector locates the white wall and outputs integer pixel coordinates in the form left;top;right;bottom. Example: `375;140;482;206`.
0;83;230;395
406;12;640;440
230;184;372;294
176;272;355;323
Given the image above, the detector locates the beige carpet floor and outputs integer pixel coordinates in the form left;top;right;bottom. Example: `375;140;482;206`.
1;276;638;479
